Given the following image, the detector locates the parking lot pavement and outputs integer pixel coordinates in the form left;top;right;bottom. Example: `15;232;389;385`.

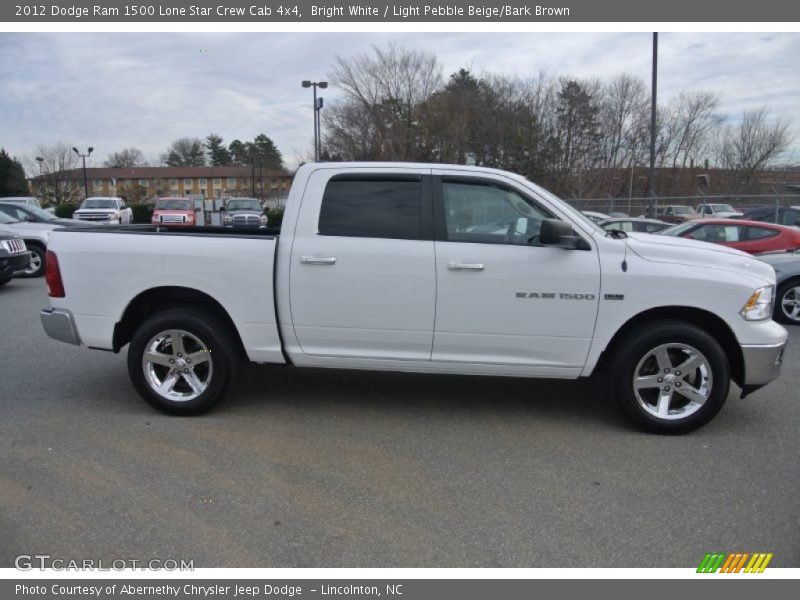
1;277;798;568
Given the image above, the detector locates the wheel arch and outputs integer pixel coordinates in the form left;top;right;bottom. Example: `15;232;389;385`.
112;286;246;358
596;306;745;388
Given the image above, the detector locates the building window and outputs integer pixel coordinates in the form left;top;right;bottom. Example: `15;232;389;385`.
213;178;222;187
183;178;193;187
138;179;149;187
198;178;207;186
169;178;178;187
227;177;236;187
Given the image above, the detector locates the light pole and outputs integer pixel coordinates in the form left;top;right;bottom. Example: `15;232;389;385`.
302;80;327;161
35;156;44;200
72;146;93;200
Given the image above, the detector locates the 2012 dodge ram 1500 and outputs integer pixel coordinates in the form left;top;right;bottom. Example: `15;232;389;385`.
40;163;788;433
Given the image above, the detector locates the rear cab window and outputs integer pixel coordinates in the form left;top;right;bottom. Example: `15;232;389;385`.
318;177;423;240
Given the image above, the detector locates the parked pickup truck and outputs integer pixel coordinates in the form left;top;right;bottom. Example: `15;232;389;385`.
40;163;788;433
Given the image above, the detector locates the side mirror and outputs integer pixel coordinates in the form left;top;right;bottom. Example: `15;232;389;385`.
540;218;587;250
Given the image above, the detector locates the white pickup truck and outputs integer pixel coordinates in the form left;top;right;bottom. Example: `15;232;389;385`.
40;163;788;433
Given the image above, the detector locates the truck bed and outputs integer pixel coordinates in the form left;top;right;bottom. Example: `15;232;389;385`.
47;225;285;364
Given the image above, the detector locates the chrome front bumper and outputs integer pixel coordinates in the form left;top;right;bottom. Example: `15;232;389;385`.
40;308;81;346
741;341;787;386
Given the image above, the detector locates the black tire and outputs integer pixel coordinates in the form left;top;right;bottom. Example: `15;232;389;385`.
774;279;800;325
0;278;11;286
609;319;730;434
20;244;45;278
127;307;238;415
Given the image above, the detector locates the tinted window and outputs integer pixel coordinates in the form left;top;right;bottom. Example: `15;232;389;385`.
442;181;552;245
782;209;800;226
644;222;668;233
319;178;421;240
747;226;778;240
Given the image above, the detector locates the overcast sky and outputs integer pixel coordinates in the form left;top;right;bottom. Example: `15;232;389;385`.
1;32;799;170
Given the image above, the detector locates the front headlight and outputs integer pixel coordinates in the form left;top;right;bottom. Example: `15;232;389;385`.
740;286;774;321
223;215;232;224
259;215;268;225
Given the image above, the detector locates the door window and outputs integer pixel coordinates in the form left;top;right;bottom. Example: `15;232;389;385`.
441;180;553;245
318;178;422;240
691;224;742;243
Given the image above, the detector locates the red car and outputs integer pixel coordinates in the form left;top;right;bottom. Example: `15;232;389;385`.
660;219;800;254
151;197;196;227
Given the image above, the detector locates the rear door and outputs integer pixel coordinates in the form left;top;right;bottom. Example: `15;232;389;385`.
288;168;436;361
430;171;600;371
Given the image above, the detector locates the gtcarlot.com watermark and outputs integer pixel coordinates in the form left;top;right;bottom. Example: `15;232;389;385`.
15;554;194;571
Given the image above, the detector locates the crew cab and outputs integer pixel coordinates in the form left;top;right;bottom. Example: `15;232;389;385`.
40;163;788;434
73;197;133;224
152;197;196;227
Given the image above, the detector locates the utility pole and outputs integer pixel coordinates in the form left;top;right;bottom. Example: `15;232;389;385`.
648;32;658;216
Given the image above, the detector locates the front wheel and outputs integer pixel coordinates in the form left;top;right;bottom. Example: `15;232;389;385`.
609;320;730;434
127;308;238;415
775;279;800;325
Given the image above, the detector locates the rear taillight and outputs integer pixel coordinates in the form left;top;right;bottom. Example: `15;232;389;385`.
45;250;65;298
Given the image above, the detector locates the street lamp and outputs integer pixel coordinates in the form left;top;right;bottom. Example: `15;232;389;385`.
35;156;45;200
72;146;93;200
302;80;327;161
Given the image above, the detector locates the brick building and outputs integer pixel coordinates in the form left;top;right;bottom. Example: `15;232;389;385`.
31;166;292;203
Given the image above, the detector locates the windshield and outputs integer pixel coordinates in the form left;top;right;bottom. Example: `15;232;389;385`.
20;205;58;221
82;199;117;209
157;199;192;210
671;206;695;215
226;199;261;211
659;221;698;236
0;213;18;224
711;204;736;212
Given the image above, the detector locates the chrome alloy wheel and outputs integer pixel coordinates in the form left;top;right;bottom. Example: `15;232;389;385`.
780;285;800;323
142;329;213;402
24;251;42;275
632;343;713;420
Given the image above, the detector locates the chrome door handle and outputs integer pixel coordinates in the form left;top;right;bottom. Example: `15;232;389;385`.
300;256;336;265
448;261;485;271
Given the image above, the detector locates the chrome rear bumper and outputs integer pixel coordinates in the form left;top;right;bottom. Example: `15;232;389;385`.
40;308;81;346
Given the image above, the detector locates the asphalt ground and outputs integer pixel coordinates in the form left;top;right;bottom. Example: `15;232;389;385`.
1;277;798;568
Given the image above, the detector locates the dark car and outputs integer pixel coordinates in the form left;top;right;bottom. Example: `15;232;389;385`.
0;230;32;286
0;202;88;227
758;251;800;325
741;205;800;228
222;197;268;228
600;217;671;234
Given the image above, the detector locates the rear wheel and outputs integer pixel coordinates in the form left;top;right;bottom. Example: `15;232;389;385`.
127;308;238;415
609;320;730;434
775;279;800;325
20;244;45;278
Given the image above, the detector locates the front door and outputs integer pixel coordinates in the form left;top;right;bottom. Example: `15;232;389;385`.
431;172;601;373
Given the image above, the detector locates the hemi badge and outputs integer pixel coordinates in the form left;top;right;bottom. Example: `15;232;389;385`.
604;294;624;301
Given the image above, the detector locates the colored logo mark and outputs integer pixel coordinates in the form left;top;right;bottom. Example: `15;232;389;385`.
697;552;773;573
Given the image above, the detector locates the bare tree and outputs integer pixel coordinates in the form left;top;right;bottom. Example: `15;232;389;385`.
104;147;147;168
327;43;442;161
161;138;206;167
716;107;793;185
24;142;79;205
